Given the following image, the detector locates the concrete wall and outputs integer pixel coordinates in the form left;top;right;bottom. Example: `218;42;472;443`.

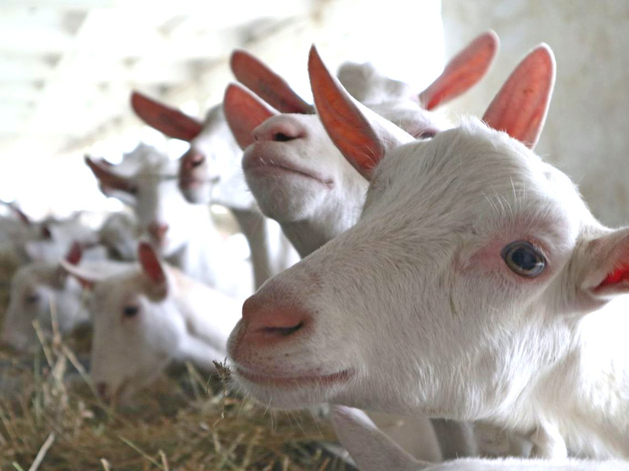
441;0;629;227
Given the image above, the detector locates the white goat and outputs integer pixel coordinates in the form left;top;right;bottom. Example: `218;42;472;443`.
0;206;102;264
224;36;526;460
228;44;629;459
1;243;126;352
224;32;497;259
85;146;252;298
332;406;629;471
61;242;241;402
130;92;299;290
97;211;138;261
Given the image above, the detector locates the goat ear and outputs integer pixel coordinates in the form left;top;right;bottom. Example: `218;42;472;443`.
308;45;413;180
11;206;32;225
59;260;98;289
579;228;629;298
130;91;203;142
332;406;425;471
138;242;167;290
55;241;83;280
230;49;314;115
420;30;499;110
482;44;555;149
85;156;138;196
65;241;83;266
223;83;279;150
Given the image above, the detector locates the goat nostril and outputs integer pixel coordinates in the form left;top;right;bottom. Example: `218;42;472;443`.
260;321;304;337
273;132;296;142
190;155;205;168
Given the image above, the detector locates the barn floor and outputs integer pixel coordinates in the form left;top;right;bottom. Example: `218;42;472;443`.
0;257;351;471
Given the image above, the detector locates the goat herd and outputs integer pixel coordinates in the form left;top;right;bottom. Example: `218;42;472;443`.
1;30;628;470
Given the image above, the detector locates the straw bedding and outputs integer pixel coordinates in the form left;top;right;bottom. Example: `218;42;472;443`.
0;256;351;471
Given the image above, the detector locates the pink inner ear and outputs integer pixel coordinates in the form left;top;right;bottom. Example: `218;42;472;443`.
12;206;31;225
230;50;314;115
223;83;279;150
138;242;166;285
65;241;83;266
482;44;555;149
420;30;499;110
597;264;629;289
131;91;203;142
85;156;137;195
308;45;385;180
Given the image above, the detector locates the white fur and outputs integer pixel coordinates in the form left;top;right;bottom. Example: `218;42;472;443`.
236;63;501;459
94;146;252;297
22;216;104;264
0;212;101;264
241;67;446;258
332;406;629;471
228;117;629;459
98;211;138;261
1;259;126;352
178;105;300;288
83;261;242;401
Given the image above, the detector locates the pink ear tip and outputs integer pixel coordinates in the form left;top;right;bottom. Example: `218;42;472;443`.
531;43;555;64
308;44;320;61
230;48;251;65
130;91;143;104
224;82;242;99
307;45;326;75
138;241;152;254
67;241;83;265
482;29;500;46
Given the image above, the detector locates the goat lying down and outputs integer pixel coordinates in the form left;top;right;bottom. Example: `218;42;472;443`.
1;243;128;352
62;242;241;402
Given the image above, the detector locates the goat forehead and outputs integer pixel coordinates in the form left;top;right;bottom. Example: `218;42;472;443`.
367;120;586;234
93;273;142;304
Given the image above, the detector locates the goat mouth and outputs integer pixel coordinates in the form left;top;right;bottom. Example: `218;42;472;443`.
243;154;333;188
235;367;353;389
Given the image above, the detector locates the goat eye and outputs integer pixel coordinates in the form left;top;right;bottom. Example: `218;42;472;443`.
25;293;40;304
502;241;546;277
418;130;436;139
122;305;139;318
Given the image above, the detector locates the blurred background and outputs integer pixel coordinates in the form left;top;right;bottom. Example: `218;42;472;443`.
0;0;627;225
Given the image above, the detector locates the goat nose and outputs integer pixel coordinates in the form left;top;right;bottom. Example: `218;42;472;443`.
181;149;205;171
148;222;169;241
240;296;308;345
253;117;305;143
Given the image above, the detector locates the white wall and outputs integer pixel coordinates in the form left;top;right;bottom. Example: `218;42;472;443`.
1;0;445;219
442;0;629;227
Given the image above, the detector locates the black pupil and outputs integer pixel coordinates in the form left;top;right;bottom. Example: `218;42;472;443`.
511;247;539;271
123;306;139;317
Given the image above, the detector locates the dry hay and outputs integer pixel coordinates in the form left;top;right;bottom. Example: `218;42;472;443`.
0;335;350;471
0;248;20;330
0;256;351;471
